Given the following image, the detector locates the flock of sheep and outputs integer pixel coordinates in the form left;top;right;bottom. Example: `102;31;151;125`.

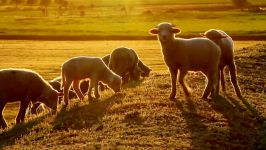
0;22;242;129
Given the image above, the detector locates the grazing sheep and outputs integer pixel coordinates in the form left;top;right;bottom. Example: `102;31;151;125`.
149;22;221;99
0;69;62;129
30;79;77;115
108;47;142;83
61;56;122;106
200;29;242;98
102;54;152;77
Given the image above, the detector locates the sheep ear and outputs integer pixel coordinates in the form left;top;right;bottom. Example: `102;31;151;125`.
57;92;64;97
221;35;227;38
200;33;206;37
172;27;181;33
149;28;159;35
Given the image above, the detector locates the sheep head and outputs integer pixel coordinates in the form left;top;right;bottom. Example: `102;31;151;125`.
149;22;180;43
200;29;227;40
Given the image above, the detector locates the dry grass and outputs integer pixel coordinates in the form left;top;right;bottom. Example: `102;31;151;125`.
0;40;265;149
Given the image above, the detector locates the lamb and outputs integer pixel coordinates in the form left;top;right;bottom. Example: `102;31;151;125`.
61;56;122;106
0;69;62;129
30;79;77;115
102;54;152;77
200;29;242;98
149;22;221;99
108;47;142;83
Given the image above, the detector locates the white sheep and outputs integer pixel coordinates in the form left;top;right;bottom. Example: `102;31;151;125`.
0;69;62;129
149;22;221;99
61;56;122;106
200;29;242;98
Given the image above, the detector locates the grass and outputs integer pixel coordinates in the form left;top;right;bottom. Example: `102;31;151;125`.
0;1;266;38
0;40;265;149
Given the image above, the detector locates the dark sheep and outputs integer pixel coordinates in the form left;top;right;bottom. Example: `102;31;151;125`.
0;69;62;129
108;47;142;83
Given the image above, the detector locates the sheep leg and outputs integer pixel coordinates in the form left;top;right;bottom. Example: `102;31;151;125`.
99;82;105;91
202;72;215;99
88;80;93;100
0;102;7;128
92;79;100;99
72;80;84;100
179;69;190;97
229;63;242;98
31;102;41;114
169;68;178;99
220;67;226;92
16;101;30;124
63;80;72;106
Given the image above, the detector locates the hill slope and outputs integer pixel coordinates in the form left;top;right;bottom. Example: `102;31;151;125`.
0;44;266;149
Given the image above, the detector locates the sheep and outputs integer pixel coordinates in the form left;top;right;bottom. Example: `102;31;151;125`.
102;54;152;77
149;22;221;99
0;69;62;129
61;56;122;106
200;29;242;98
108;47;142;83
30;79;77;115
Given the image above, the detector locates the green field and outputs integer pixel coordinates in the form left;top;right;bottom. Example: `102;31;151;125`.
0;0;266;38
0;40;265;149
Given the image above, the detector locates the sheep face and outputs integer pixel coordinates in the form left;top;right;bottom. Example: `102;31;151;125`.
39;90;62;111
132;67;141;80
141;68;151;77
109;75;122;93
149;22;180;43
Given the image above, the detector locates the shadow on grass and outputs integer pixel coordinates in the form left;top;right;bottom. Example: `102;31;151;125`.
0;113;50;148
173;95;266;149
123;79;144;89
52;93;125;130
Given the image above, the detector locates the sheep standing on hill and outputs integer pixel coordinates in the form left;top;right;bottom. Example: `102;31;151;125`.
200;29;242;98
0;69;62;129
102;54;152;78
149;22;221;99
108;47;142;83
61;56;122;106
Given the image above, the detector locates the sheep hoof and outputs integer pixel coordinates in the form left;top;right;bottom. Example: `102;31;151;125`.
169;95;176;100
237;94;243;99
201;96;208;100
95;95;100;99
0;122;7;129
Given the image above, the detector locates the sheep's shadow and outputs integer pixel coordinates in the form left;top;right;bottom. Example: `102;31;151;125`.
173;95;265;149
207;95;265;149
0;113;50;148
52;93;125;130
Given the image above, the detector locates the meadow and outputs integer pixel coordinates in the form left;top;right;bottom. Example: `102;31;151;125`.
0;0;265;38
0;40;265;149
0;0;266;149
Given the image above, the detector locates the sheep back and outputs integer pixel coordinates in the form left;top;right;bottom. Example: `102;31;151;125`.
109;47;140;80
163;38;221;71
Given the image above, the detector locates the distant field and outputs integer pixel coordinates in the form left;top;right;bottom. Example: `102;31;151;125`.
0;40;265;149
0;1;266;38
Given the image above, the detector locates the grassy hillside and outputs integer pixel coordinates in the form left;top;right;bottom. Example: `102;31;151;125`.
0;40;265;149
0;1;266;38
